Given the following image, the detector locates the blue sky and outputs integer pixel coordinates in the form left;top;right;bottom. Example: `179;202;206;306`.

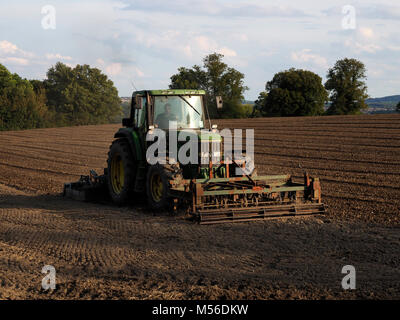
1;0;399;100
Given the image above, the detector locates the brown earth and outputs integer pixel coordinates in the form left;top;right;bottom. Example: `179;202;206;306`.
0;114;399;299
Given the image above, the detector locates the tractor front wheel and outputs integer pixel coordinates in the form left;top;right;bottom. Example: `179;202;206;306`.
146;164;170;210
107;139;136;205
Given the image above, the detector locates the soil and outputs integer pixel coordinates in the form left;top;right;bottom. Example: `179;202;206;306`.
0;114;399;299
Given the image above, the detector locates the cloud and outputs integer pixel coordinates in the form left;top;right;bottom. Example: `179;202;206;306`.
0;40;33;57
96;57;144;78
133;66;144;77
106;62;122;76
323;4;400;20
96;58;105;66
342;28;382;54
0;57;29;66
218;47;237;57
121;0;309;18
387;45;400;52
45;53;73;61
233;34;248;42
291;49;328;69
345;40;381;54
2;1;400;99
65;63;78;68
0;40;34;67
359;27;374;39
0;40;18;54
182;35;237;59
359;4;400;20
195;36;215;52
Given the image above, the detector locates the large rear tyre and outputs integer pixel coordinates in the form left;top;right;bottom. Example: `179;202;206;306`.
107;139;136;205
146;164;170;210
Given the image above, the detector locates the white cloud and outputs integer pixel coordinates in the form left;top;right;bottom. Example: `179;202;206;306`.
0;57;29;66
45;53;72;61
183;45;192;57
106;62;122;76
194;36;216;52
234;34;248;42
291;49;328;69
65;63;78;68
0;40;18;54
0;40;34;67
323;4;400;20
218;47;237;57
0;40;33;57
345;40;381;54
122;1;309;18
133;66;144;77
182;35;237;60
96;58;105;65
1;1;400;99
388;45;400;51
359;27;374;39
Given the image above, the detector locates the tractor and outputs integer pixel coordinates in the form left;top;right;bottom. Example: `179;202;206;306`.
64;89;325;224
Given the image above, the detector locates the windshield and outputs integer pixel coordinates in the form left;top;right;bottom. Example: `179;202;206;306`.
154;95;204;129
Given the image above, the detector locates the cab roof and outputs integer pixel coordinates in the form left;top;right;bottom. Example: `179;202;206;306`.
133;89;206;96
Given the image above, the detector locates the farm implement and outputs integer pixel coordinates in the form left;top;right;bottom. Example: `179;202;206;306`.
64;89;325;224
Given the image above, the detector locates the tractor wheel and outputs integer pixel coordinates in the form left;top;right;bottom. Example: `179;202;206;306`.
107;139;136;205
146;164;170;210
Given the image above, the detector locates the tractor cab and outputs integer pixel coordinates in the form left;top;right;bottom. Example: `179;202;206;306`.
123;90;209;132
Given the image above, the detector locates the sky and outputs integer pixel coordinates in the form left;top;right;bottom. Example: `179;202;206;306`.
1;0;399;100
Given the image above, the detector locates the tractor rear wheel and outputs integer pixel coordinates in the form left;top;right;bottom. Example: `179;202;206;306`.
146;164;170;210
107;139;136;205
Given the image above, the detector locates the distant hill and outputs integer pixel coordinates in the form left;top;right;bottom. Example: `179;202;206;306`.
366;95;400;104
365;95;400;114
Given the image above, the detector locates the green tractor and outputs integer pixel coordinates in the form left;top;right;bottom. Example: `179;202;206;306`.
64;89;324;224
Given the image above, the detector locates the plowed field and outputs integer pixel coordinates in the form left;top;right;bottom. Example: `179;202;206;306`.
0;114;399;299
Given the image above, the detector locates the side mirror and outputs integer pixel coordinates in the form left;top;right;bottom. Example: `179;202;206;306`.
134;95;143;109
216;96;223;109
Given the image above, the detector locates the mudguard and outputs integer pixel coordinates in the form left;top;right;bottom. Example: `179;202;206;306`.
114;128;143;161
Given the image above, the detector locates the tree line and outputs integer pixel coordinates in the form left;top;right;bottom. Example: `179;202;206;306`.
0;53;375;131
169;53;370;118
0;62;121;131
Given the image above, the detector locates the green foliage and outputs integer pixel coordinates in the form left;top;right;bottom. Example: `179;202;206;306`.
325;58;368;115
121;100;131;118
169;53;248;118
258;69;327;117
0;64;50;131
44;62;122;126
251;91;267;117
1;62;122;131
397;102;400;113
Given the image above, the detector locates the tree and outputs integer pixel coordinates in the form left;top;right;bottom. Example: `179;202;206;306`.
325;58;368;115
44;62;121;126
258;68;327;117
252;91;267;117
397;102;400;113
0;64;50;131
169;53;248;118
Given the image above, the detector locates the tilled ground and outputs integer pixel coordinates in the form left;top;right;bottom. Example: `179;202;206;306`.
0;114;399;299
